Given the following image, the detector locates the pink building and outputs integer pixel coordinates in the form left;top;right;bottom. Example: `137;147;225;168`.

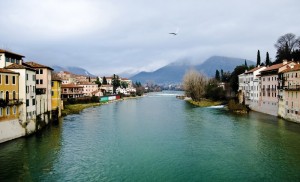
258;61;295;116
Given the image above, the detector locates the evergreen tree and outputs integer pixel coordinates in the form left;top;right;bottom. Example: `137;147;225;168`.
95;77;101;87
102;76;108;85
215;70;220;81
112;74;121;94
244;60;248;69
266;52;271;66
220;69;224;82
257;50;261;66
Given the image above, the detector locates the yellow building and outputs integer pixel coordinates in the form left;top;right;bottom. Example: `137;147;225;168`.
0;68;21;122
51;74;62;117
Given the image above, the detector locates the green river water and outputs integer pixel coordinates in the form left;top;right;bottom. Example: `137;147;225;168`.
1;92;300;181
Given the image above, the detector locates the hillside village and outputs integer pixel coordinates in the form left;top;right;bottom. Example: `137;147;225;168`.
0;49;136;143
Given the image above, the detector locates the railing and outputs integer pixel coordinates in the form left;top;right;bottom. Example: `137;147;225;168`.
284;85;300;91
36;88;46;95
62;91;83;94
0;99;23;106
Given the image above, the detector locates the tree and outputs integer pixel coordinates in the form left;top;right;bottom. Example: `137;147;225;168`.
102;76;108;85
257;50;261;66
121;81;128;89
95;77;101;87
183;69;207;101
244;60;248;69
266;52;271;66
215;70;220;81
230;65;247;92
274;33;300;63
204;79;225;100
220;69;224;81
112;74;121;94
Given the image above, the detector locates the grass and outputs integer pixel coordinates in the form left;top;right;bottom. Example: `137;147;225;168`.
62;103;102;116
187;99;223;107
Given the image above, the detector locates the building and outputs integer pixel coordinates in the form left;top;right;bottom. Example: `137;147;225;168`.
242;66;266;109
61;84;84;99
5;63;37;134
77;82;99;96
25;62;53;125
278;64;300;122
257;61;295;116
51;74;62;118
0;49;24;68
0;68;23;142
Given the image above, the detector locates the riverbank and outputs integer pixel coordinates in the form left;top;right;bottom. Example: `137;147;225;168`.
187;99;223;107
62;103;102;116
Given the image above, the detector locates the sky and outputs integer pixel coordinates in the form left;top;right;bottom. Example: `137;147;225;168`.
0;0;300;77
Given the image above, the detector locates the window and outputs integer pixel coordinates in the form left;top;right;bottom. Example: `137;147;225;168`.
26;99;29;107
5;91;9;101
51;91;54;96
51;81;54;87
5;75;8;84
6;107;10;116
0;91;3;99
36;79;39;84
13;91;16;100
0;107;2;116
12;76;15;84
36;70;39;74
33;75;36;81
40;79;43;84
13;106;16;115
40;69;43;74
26;74;28;81
33;86;35;93
32;99;35;106
0;75;1;84
26;86;29;93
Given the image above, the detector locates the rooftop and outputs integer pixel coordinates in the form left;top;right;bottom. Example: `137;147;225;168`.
25;61;54;70
0;49;25;58
280;64;300;73
5;63;36;71
0;68;19;74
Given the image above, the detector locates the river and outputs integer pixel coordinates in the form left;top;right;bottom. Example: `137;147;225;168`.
1;91;300;181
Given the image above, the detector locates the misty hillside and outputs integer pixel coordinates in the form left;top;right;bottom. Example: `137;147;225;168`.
52;65;96;77
131;56;254;84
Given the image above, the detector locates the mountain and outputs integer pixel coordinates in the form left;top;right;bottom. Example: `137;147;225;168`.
130;56;254;84
196;56;254;77
52;65;96;77
130;61;193;84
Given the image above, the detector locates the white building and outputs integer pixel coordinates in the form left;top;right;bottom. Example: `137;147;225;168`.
25;62;53;125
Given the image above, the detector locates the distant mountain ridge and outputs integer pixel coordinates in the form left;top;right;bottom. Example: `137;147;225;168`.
130;56;254;84
52;65;96;77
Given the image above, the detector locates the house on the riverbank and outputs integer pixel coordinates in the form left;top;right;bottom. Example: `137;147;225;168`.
51;74;63;118
25;62;54;128
278;64;300;123
61;84;84;99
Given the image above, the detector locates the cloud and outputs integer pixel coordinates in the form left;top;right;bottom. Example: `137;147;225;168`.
1;0;300;76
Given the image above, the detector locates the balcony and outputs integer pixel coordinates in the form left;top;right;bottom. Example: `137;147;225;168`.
0;99;23;107
36;88;46;95
284;85;300;91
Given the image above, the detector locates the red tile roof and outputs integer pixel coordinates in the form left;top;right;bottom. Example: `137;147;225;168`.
78;82;98;85
246;66;265;74
280;64;300;73
5;63;36;71
0;49;25;57
25;61;54;70
0;68;19;74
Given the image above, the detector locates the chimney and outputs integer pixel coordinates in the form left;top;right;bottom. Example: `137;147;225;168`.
283;59;288;65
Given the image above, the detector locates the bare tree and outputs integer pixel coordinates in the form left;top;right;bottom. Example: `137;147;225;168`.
183;69;207;101
275;33;299;52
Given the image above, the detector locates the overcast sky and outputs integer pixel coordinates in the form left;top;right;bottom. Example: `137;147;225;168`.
1;0;299;76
